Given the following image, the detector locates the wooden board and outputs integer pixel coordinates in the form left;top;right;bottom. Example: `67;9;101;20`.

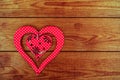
0;52;120;80
0;18;120;51
0;0;120;17
0;0;120;79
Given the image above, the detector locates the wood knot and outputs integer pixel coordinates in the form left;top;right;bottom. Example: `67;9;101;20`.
74;23;82;30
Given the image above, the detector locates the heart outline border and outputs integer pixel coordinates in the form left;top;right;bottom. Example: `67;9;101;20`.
14;26;64;75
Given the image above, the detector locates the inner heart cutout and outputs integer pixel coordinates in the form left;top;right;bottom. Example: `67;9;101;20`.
26;34;52;61
14;26;64;75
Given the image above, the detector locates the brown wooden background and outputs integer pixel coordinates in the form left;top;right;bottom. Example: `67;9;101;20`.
0;0;120;80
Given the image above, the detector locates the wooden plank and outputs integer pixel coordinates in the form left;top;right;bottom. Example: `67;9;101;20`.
0;18;120;51
0;52;120;80
0;0;120;17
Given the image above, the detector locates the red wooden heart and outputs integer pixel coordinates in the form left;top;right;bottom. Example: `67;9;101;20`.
14;26;64;75
26;34;52;61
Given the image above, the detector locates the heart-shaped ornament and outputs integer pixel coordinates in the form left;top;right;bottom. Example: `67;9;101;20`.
26;34;52;61
14;26;64;75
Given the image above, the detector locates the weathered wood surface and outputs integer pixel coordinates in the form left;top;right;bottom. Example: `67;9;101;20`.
0;0;120;17
0;0;120;80
0;18;119;51
0;52;120;80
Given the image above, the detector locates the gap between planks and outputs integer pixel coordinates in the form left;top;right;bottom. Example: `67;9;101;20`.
0;17;120;18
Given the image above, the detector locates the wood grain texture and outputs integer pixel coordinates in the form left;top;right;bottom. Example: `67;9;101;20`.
0;0;120;17
0;0;120;80
0;52;120;80
0;18;120;51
